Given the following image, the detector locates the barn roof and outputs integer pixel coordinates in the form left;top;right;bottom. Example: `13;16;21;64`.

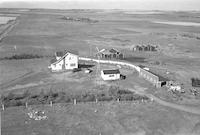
99;48;122;55
147;70;170;82
100;49;113;55
109;48;119;53
102;69;120;74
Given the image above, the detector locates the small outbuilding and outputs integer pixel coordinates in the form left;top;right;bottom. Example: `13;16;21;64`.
101;69;120;81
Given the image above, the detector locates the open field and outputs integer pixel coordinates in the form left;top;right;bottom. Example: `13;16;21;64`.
1;9;200;135
0;16;16;25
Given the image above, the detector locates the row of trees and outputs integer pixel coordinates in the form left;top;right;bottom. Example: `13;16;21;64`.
0;54;44;60
1;87;149;108
61;16;99;23
0;54;54;60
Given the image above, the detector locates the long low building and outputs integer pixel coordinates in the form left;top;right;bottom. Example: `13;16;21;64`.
139;66;170;88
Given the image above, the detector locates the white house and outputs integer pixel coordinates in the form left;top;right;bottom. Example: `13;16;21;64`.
49;50;78;72
101;69;120;81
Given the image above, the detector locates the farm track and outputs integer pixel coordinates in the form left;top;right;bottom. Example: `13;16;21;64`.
80;57;200;115
0;71;37;91
130;88;200;115
0;18;19;43
1;81;57;94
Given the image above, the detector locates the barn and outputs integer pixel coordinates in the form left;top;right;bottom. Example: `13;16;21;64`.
139;66;169;88
99;48;123;59
101;69;120;81
49;50;78;72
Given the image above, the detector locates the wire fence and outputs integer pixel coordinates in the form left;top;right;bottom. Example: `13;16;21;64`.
0;87;150;111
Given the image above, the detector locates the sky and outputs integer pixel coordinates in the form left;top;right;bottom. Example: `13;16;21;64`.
0;0;200;11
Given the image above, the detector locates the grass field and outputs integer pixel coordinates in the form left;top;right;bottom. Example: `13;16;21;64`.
2;102;200;135
1;9;200;135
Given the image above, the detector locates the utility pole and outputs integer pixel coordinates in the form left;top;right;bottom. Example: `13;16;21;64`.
95;47;101;88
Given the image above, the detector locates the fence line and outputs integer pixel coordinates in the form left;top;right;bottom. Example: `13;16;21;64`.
79;57;141;72
1;97;150;110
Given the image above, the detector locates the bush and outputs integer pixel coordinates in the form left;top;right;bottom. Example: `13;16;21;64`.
80;93;95;102
191;78;200;87
4;99;23;107
120;94;134;101
15;100;23;106
97;93;113;101
108;86;133;100
54;91;67;103
63;94;72;103
6;92;15;100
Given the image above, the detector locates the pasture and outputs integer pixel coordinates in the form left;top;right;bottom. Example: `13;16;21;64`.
1;9;200;135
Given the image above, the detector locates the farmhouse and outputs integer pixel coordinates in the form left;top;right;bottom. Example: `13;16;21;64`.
49;50;78;72
139;66;169;88
101;69;120;81
99;48;123;59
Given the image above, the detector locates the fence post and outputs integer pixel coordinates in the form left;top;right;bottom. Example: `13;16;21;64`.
50;101;53;107
117;98;120;102
73;99;77;105
25;102;28;108
95;98;98;103
2;104;5;111
150;97;154;102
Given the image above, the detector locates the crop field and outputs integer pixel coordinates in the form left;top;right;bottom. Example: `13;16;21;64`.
1;9;200;135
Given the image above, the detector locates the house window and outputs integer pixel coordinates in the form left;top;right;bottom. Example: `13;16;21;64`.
109;74;114;77
70;63;76;67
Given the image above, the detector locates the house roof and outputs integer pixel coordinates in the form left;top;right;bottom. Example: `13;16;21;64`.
50;58;57;64
51;50;78;65
102;69;120;75
141;67;169;82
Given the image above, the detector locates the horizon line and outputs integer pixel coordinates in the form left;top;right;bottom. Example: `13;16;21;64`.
0;7;199;12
